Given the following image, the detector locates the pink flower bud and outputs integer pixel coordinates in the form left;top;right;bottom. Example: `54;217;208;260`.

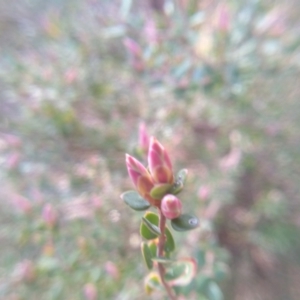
138;122;150;153
126;154;159;206
148;137;174;185
83;283;97;300
161;194;182;219
42;203;58;228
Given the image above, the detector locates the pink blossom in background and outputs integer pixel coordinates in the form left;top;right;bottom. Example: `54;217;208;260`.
2;133;21;148
14;260;36;283
198;186;211;201
83;283;97;300
144;18;159;46
42;203;58;228
256;7;287;37
204;201;220;220
214;3;231;32
123;37;142;57
105;261;120;279
6;152;21;169
219;148;241;171
64;68;78;84
90;195;102;209
123;37;144;71
12;194;32;214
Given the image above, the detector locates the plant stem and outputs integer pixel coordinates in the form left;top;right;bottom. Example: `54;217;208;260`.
157;209;177;300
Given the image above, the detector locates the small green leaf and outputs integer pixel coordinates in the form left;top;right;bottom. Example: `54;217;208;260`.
165;258;197;286
141;242;153;270
140;212;175;252
170;169;188;195
171;214;199;231
165;227;175;252
214;263;229;281
152;257;175;264
37;257;59;273
121;190;150;211
140;212;159;240
142;217;161;236
148;240;158;257
144;272;161;295
150;183;172;199
177;169;188;184
206;281;223;300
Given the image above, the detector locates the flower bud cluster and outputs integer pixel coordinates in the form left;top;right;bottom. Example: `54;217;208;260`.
126;135;183;217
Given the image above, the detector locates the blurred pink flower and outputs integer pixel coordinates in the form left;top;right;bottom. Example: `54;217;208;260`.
198;186;211;201
219;148;241;171
214;3;231;32
144;18;158;45
204;201;220;220
64;68;78;84
14;260;36;283
42;203;58;229
1;133;22;148
6;152;21;169
83;283;97;300
148;137;174;185
91;195;102;209
12;194;32;214
123;37;142;57
123;38;144;71
105;261;120;279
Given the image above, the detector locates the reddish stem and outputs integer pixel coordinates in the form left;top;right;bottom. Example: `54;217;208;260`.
157;209;177;300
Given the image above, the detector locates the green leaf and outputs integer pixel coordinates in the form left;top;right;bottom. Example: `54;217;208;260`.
148;240;158;257
170;169;188;195
144;272;161;295
171;214;199;231
140;212;159;240
142;217;161;236
150;183;172;199
141;242;153;270
152;257;175;264
37;257;59;273
214;263;229;281
140;212;175;252
121;190;150;211
206;282;223;300
165;258;197;286
165;227;175;252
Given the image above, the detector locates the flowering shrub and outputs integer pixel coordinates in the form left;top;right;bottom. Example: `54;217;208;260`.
121;137;198;298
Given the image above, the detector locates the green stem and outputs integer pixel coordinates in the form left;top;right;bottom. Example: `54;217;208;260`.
157;209;177;300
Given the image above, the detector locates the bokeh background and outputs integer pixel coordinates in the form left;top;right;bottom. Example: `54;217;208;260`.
1;0;300;299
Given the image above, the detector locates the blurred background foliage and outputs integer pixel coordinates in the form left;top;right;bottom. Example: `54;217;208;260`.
1;0;300;299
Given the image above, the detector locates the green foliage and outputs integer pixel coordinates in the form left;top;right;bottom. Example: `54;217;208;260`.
121;190;151;211
1;0;299;299
140;212;160;240
171;214;199;231
141;242;154;270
